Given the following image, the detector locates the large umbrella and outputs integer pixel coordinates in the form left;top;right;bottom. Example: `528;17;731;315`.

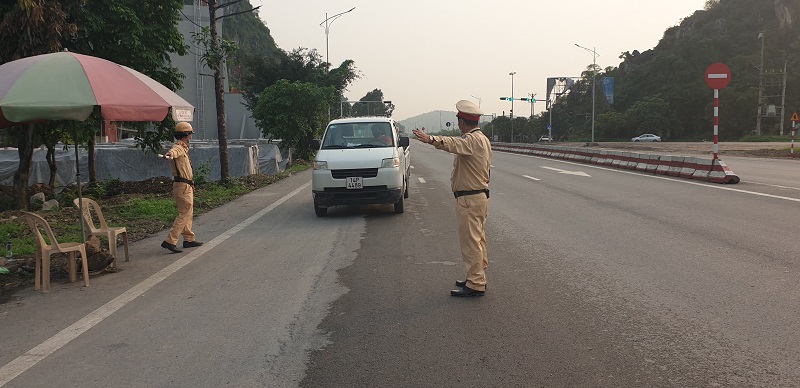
0;51;194;242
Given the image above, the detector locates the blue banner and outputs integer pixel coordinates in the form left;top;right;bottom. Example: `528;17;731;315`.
602;77;614;104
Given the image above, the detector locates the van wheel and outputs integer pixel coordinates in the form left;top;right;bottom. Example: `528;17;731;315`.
403;179;409;199
314;203;327;217
394;196;404;214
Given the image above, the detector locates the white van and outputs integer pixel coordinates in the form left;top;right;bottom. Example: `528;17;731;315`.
311;117;410;216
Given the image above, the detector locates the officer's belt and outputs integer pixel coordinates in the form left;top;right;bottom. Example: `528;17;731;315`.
174;176;194;186
453;189;489;199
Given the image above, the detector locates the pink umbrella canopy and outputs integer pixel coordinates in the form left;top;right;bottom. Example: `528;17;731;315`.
0;51;193;126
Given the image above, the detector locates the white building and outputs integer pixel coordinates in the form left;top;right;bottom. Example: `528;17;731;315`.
171;1;260;140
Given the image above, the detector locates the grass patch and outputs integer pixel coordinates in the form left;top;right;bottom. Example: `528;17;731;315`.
2;163;309;267
739;135;792;142
114;197;177;222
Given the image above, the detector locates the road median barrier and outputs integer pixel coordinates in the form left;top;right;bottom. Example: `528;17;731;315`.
491;142;740;184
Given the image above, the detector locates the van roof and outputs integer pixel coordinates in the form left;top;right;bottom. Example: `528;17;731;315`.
328;116;394;125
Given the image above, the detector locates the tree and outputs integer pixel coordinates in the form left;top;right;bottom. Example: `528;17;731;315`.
252;80;334;161
197;0;260;182
37;121;73;188
240;47;359;120
0;0;79;209
540;0;800;142
67;0;188;182
0;0;191;208
351;89;394;117
595;111;630;141
624;96;680;139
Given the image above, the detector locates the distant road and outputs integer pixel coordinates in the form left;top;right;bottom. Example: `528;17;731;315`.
566;141;789;155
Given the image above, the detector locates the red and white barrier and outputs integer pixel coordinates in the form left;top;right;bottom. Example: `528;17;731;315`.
491;143;740;184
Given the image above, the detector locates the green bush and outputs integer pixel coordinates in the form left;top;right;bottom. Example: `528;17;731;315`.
86;178;123;198
194;160;212;186
55;186;77;206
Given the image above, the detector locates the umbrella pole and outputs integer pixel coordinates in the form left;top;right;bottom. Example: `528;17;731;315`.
73;123;86;244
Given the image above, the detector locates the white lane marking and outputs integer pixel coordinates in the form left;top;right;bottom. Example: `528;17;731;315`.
540;166;591;177
741;180;800;191
0;182;311;387
523;175;541;181
496;150;800;203
418;177;426;183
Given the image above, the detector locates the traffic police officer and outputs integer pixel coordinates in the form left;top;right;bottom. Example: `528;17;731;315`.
161;122;203;253
412;100;491;297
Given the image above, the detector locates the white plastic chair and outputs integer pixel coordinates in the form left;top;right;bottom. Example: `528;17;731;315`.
74;198;129;268
20;212;89;292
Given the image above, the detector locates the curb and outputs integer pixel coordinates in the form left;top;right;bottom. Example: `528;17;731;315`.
491;143;740;184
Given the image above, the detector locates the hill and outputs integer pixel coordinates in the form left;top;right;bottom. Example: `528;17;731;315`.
493;0;800;143
398;110;492;134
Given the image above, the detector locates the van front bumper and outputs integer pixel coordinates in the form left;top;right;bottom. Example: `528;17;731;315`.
313;186;402;207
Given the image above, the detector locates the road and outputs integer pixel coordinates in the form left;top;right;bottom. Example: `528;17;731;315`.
1;144;799;387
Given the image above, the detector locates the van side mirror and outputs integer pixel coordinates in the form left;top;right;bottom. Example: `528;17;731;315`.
311;139;321;149
399;136;410;148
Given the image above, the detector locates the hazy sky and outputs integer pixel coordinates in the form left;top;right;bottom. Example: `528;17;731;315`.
252;1;706;121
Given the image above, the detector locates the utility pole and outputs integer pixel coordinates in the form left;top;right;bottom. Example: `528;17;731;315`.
780;60;787;135
509;71;515;143
528;93;536;117
756;32;765;135
755;32;788;136
575;44;598;143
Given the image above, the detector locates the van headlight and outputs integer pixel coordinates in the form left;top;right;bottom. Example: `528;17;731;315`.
381;157;400;168
313;161;328;170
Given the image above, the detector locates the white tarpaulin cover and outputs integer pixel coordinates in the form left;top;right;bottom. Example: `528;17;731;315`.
0;142;286;186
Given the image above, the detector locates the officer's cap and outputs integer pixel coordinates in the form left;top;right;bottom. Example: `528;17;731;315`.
175;122;194;134
456;100;483;122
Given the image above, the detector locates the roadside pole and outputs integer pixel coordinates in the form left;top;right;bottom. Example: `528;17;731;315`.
705;63;732;161
791;112;798;159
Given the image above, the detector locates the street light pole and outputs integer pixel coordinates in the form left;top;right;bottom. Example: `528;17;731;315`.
509;71;516;143
320;7;355;71
470;95;483;108
575;44;598;143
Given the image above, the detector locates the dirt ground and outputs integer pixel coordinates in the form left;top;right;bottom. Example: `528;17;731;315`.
0;174;285;296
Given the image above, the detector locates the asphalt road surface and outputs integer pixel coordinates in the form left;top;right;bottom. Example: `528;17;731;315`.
2;144;799;387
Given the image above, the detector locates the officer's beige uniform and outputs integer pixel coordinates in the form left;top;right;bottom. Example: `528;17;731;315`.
429;128;492;291
165;141;197;245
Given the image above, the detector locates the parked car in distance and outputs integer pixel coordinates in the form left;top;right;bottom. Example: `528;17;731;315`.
538;135;553;142
631;134;661;142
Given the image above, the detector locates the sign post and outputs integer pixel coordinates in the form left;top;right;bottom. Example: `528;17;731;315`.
791;112;799;159
705;62;732;161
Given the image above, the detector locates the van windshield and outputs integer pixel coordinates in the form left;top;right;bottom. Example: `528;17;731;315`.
321;122;394;149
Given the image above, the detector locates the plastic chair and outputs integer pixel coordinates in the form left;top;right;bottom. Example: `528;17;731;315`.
19;212;89;292
73;198;129;268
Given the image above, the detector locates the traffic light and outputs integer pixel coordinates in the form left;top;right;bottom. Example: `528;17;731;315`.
500;97;514;101
519;98;536;102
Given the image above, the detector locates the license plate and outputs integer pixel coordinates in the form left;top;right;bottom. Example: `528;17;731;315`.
346;176;363;189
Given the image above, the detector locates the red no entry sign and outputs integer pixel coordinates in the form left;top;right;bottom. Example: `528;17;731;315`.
705;62;731;89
